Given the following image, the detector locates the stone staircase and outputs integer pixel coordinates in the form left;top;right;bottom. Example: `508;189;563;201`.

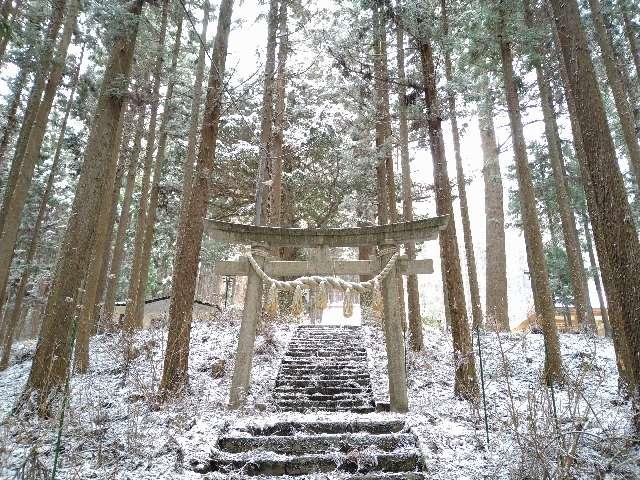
274;325;376;413
191;325;426;478
193;417;427;478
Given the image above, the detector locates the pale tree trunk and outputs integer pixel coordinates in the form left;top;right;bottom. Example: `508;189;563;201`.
587;0;640;187
74;126;127;372
522;0;596;331
0;0;78;322
552;22;628;374
269;0;287;228
395;3;422;350
372;0;406;330
179;0;210;214
0;0;67;236
102;102;146;329
160;0;234;394
417;35;478;400
134;6;183;327
22;0;145;414
0;0;24;63
0;68;28;174
580;205;612;336
550;0;640;418
123;0;169;333
441;0;482;330
479;77;510;331
498;6;562;383
254;0;279;226
0;43;83;370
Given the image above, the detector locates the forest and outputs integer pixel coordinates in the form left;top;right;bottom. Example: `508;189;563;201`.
0;0;639;478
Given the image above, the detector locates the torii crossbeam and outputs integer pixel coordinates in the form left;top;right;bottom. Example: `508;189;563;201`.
208;217;448;413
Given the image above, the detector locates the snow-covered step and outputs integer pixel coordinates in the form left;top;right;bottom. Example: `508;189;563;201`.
234;419;407;436
217;432;417;454
198;450;424;476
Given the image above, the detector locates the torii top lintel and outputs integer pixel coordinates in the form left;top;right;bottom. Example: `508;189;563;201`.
206;216;449;247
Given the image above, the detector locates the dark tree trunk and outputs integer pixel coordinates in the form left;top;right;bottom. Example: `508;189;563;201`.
23;0;145;415
160;0;234;394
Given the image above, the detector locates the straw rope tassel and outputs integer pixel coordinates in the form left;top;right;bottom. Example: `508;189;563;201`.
343;287;354;318
265;282;279;316
291;284;304;316
372;280;384;317
316;280;328;311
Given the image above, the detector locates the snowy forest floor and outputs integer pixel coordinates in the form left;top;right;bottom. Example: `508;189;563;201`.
0;308;638;479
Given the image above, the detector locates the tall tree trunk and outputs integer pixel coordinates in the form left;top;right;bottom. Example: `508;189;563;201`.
550;0;640;419
621;2;640;82
497;3;562;383
0;68;28;174
417;35;478;400
102;102;146;329
22;0;145;414
0;0;78;323
552;19;629;374
179;0;210;213
123;0;169;333
134;6;183;327
441;0;482;330
0;43;83;370
479;77;510;331
395;2;422;350
269;0;287;228
0;0;24;64
74;130;127;372
0;0;67;236
254;0;279;226
580;205;611;337
160;0;234;394
522;0;595;331
372;0;406;329
587;0;640;187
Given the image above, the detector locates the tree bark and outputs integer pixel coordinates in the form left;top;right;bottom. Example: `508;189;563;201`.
550;0;640;417
479;77;510;331
134;5;184;327
269;0;287;227
0;68;27;174
102;102;146;329
0;43;83;370
372;0;406;330
74;117;129;372
23;0;145;414
522;0;596;331
417;35;478;400
123;0;170;332
441;0;482;330
587;0;640;187
0;0;78;323
179;0;210;215
395;3;422;350
621;2;640;82
254;0;279;226
160;0;234;394
0;0;67;236
580;205;611;337
497;3;562;383
551;19;629;374
0;0;24;64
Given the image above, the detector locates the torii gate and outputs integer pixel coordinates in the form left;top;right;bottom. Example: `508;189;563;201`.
208;216;448;413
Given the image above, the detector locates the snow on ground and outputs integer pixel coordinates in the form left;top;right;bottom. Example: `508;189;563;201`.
0;309;638;479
